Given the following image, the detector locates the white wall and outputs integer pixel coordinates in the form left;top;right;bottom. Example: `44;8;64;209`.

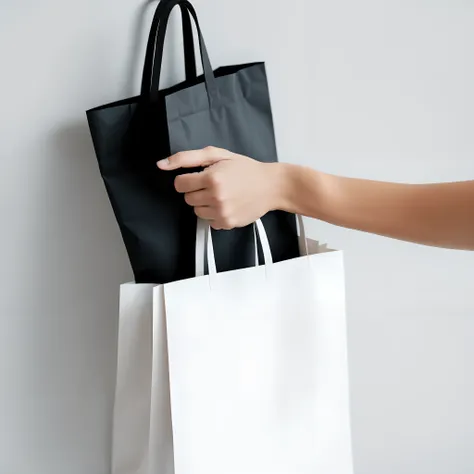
1;1;473;473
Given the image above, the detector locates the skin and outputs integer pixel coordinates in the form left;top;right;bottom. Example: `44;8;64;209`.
157;146;474;251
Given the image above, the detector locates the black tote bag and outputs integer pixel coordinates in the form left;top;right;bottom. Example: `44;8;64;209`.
86;0;298;284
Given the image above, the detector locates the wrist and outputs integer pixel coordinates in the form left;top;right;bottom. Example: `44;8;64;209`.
264;162;291;212
267;162;338;221
267;163;303;214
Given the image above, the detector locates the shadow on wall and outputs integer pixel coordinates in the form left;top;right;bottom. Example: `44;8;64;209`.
124;0;156;97
17;119;134;472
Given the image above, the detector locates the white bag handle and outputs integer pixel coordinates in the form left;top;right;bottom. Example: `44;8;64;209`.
195;216;308;277
195;217;208;277
195;219;273;277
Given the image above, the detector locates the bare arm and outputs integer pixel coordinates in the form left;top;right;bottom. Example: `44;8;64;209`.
158;147;474;251
279;165;474;250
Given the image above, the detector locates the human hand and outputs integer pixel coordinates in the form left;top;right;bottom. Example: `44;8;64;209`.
157;147;284;230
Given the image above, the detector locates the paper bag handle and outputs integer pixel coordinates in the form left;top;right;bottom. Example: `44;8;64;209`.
195;219;274;277
196;215;309;277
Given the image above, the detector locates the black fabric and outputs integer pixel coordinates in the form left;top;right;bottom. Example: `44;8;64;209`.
86;0;299;284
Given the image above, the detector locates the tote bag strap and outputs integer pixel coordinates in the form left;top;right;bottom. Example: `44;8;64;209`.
141;0;197;95
148;0;219;106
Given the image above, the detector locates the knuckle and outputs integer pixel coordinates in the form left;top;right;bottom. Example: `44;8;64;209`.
204;145;218;155
208;172;224;193
207;170;220;185
212;192;225;206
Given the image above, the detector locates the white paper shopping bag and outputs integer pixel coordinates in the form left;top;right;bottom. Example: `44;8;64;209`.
163;217;354;474
112;283;174;474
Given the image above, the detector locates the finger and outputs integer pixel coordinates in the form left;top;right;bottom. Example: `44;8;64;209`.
194;206;215;221
157;146;231;171
184;190;212;207
175;172;207;194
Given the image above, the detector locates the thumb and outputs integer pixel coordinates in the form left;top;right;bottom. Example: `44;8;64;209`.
157;146;231;171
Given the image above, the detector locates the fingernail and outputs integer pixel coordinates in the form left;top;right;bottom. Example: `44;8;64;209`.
157;158;170;168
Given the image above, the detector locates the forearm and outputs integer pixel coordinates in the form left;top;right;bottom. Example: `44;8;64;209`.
277;163;474;250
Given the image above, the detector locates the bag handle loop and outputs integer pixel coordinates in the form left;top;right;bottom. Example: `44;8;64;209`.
195;219;274;278
141;0;197;95
148;0;219;107
195;215;309;277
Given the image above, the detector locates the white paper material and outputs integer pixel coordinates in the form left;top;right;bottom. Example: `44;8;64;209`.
112;283;174;474
164;219;354;474
111;218;353;474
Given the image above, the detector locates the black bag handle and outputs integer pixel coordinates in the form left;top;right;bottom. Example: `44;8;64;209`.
141;0;197;95
149;0;219;107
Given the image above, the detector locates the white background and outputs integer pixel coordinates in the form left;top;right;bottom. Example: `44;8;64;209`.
1;1;473;473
